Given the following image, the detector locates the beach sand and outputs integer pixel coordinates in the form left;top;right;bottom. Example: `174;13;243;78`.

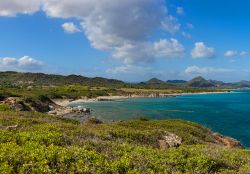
53;91;231;107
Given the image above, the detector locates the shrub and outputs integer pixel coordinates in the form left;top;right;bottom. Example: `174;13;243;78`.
0;104;11;111
86;117;103;124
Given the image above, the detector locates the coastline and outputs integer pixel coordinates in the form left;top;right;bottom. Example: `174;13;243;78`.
53;90;232;107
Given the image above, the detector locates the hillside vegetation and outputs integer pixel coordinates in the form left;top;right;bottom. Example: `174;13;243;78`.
0;111;249;173
1;71;249;89
0;72;124;87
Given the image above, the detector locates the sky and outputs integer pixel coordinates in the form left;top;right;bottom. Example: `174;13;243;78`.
0;0;250;82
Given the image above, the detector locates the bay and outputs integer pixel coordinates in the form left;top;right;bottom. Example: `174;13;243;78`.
71;90;250;147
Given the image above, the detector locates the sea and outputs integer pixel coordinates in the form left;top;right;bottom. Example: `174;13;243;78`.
71;90;250;148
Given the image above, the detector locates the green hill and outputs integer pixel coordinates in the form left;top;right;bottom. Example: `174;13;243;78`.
0;71;124;87
187;76;215;87
146;78;166;84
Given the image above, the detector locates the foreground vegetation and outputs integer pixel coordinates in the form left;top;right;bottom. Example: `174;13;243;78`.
0;111;249;173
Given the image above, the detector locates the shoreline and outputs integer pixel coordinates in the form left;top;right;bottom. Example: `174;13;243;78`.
53;90;232;107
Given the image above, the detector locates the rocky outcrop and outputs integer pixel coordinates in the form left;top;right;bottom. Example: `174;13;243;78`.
212;133;244;149
1;97;31;111
48;106;91;117
158;131;182;149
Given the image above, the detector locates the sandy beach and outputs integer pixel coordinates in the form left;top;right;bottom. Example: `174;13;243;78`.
52;96;130;106
53;91;231;107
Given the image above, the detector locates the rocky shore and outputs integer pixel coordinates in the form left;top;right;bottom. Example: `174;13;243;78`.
0;97;93;122
47;105;93;122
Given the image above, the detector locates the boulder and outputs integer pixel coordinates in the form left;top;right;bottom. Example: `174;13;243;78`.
158;131;182;149
48;110;57;115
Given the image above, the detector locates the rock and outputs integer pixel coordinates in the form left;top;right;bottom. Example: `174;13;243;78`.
97;98;113;101
3;97;19;105
48;106;91;118
83;108;91;113
72;107;91;114
2;97;31;111
48;110;57;115
0;124;19;131
6;124;19;131
49;105;54;110
27;86;33;90
212;133;244;149
158;131;182;149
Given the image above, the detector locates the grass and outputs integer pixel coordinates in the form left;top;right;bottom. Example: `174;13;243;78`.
0;111;249;173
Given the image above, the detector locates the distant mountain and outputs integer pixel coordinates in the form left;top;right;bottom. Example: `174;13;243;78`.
234;81;250;88
0;71;125;87
208;80;226;87
146;78;166;84
2;71;249;89
167;80;187;84
187;76;215;87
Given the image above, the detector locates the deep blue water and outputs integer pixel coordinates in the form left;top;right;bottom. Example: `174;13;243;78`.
72;90;250;147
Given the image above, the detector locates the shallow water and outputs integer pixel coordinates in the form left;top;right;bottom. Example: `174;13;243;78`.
71;90;250;147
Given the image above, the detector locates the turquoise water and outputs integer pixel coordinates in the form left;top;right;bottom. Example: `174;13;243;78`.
72;90;250;147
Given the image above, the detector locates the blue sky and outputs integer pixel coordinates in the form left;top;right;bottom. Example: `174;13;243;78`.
0;0;249;82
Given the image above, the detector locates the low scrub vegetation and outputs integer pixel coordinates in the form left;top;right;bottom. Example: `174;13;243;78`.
0;111;249;173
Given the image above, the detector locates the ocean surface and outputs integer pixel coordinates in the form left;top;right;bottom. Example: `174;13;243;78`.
71;90;250;147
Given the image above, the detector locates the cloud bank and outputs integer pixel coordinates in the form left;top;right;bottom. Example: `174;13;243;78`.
0;56;43;71
0;0;186;66
185;65;231;74
0;0;41;17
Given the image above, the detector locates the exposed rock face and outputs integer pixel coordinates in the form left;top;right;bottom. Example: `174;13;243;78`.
1;97;31;111
212;133;244;149
158;131;182;149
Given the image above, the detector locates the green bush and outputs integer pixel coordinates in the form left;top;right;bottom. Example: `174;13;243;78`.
0;104;11;111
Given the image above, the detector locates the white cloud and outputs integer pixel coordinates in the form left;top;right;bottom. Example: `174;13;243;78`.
107;65;151;74
1;0;185;65
224;50;237;57
176;7;184;15
153;39;185;58
240;51;248;57
185;65;231;74
191;42;215;59
224;50;248;57
112;39;185;64
42;0;96;19
62;22;80;34
0;0;41;17
161;16;181;33
43;0;185;64
0;56;43;71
